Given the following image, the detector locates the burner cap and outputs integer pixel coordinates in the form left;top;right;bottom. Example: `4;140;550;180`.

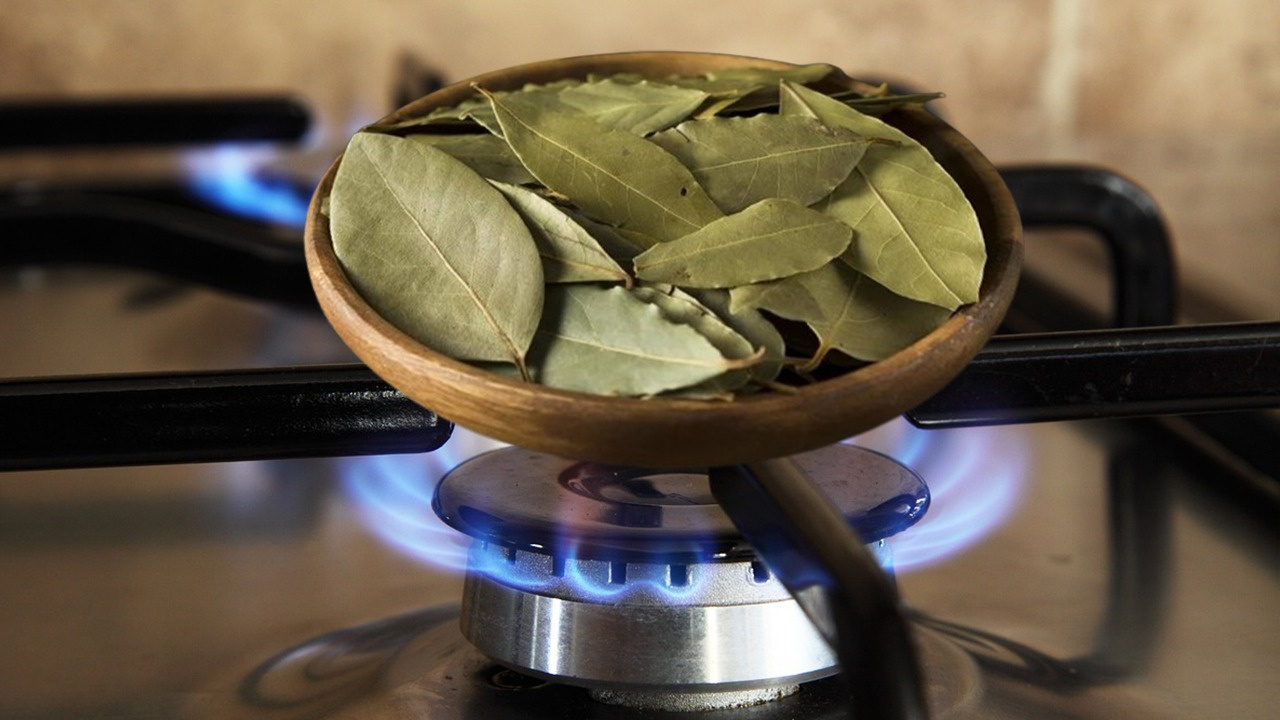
433;443;928;561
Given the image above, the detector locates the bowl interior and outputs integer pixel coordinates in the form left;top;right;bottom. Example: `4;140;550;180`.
304;52;1022;468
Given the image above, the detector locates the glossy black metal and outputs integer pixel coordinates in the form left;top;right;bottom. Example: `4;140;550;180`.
0;365;450;471
998;268;1280;483
8;315;1272;472
1001;166;1177;327
908;321;1280;428
1;96;310;149
710;459;927;720
1;189;317;309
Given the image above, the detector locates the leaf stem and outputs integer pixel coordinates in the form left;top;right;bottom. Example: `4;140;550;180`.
513;354;532;383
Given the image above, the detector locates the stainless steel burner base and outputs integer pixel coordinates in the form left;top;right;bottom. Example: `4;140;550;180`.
441;444;916;699
193;604;989;719
461;559;841;693
590;685;800;711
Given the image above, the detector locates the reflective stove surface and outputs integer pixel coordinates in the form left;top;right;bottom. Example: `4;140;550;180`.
1;268;1277;719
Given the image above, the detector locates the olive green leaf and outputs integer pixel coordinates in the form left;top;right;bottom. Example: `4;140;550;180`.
685;63;838;117
651;114;872;213
329;132;543;374
703;63;837;87
781;81;985;310
686;288;786;384
488;181;631;286
555;79;709;135
366;95;493;133
482;86;723;242
631;284;758;395
406;134;535;185
586;64;832;120
586;72;647;84
463;79;705;137
596;63;835;94
730;260;952;369
735;89;947;118
371;79;584;134
565;209;653;262
525;284;750;396
833;90;946;115
633;198;852;288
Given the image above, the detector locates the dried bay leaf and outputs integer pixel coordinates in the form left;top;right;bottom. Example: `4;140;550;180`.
780;81;985;310
488;181;631;286
329;132;543;373
730;261;951;369
833;90;947;115
651;114;871;213
556;79;708;135
448;78;706;136
630;285;752;354
406;134;535;185
371;78;584;133
732;89;947;118
633;198;852;288
577;64;831;122
565;210;653;262
366;96;494;134
729;268;822;318
416;78;705;138
686;288;786;384
703;63;837;87
525;284;744;396
687;63;838;117
687;64;834;100
631;284;757;395
594;63;835;95
483;87;723;242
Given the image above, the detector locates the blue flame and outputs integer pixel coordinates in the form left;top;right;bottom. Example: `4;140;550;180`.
849;420;1027;572
340;431;507;573
342;420;1026;594
185;145;312;227
460;541;711;603
342;435;722;603
183;107;383;228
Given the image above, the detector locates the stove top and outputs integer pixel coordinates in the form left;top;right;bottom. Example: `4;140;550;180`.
1;94;1277;720
2;271;1274;718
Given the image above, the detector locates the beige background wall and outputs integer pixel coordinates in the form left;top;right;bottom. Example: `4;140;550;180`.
3;0;1277;318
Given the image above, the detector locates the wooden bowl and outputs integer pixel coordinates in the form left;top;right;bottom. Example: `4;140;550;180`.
304;52;1022;468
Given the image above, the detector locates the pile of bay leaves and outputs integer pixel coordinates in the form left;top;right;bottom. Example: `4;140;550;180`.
326;63;986;399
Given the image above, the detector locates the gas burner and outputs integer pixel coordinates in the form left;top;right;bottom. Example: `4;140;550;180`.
196;442;967;719
432;443;929;711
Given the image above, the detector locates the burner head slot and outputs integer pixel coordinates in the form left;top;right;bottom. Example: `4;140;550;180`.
433;443;929;563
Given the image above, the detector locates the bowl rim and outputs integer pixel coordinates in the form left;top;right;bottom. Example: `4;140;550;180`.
304;51;1023;468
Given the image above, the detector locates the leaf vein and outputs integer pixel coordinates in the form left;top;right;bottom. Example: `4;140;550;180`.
359;143;522;362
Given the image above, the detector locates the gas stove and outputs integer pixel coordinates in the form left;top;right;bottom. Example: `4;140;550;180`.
1;93;1277;720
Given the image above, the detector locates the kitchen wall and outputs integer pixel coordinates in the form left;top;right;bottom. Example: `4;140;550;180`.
3;0;1277;318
